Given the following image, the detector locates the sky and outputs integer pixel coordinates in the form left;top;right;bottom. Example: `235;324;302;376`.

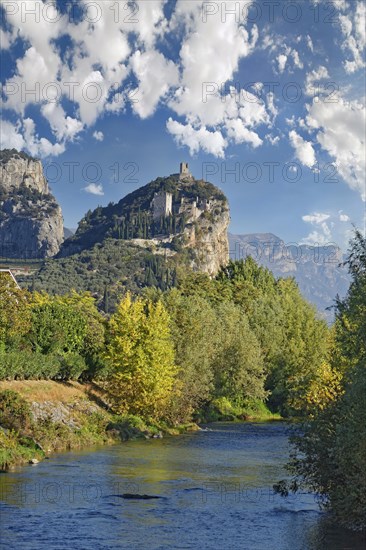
0;0;365;249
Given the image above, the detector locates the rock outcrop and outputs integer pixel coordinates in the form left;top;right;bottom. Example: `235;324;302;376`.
61;167;230;275
0;149;64;258
183;199;230;275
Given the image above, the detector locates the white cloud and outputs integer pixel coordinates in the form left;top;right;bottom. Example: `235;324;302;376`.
306;35;314;53
289;130;316;168
166;118;227;158
265;134;280;146
41;103;84;141
225;118;263;148
339;2;366;73
291;49;303;69
305;66;330;96
130;49;179;119
0;120;25;150
83;183;104;196
339;212;350;222
303;213;330;224
305;97;366;200
277;54;287;73
93;131;104;142
22;118;65;158
301;212;332;245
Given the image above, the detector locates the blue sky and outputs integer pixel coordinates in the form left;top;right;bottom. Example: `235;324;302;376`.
1;0;365;249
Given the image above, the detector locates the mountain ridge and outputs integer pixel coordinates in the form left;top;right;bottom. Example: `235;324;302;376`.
229;232;350;320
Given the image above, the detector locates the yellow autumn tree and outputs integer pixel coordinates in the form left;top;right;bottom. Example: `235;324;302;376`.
105;293;178;421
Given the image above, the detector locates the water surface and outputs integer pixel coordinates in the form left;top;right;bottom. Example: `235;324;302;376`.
1;422;364;549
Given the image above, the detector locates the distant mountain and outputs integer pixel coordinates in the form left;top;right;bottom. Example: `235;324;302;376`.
63;227;76;239
229;233;350;320
0;149;64;259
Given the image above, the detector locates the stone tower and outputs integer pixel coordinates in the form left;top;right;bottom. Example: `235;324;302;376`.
180;162;190;176
152;190;173;220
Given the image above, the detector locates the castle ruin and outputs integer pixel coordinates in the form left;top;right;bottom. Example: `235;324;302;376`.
180;162;190;177
152;190;173;220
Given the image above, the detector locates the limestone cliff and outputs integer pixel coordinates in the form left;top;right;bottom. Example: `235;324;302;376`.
0;149;64;258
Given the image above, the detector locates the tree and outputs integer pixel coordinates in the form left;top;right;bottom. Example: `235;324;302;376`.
284;231;366;530
163;290;216;422
105;293;178;421
211;302;266;404
251;278;329;416
0;272;31;352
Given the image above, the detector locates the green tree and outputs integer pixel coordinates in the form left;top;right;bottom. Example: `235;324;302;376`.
211;302;266;403
105;293;178;421
284;231;366;530
163;290;217;422
0;272;31;352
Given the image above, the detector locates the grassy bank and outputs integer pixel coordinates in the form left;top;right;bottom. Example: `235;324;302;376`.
196;397;282;423
0;381;198;471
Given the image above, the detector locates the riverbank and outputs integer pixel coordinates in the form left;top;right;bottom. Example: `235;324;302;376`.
0;381;198;471
0;381;280;471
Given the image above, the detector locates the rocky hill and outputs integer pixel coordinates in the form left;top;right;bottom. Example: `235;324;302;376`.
229;233;350;320
0;149;64;258
61;164;230;275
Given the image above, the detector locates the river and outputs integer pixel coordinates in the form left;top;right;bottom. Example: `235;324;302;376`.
0;422;364;549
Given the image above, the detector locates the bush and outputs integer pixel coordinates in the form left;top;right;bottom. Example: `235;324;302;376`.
57;353;87;380
0;390;33;432
0;351;61;380
0;351;88;381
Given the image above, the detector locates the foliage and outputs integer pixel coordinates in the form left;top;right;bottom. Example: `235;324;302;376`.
211;301;266;402
284;231;366;530
104;293;178;421
0;351;61;380
0;272;31;351
32;239;182;310
162;291;216;422
0;390;33;432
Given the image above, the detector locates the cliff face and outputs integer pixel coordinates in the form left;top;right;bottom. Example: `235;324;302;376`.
184;199;230;275
0;149;64;259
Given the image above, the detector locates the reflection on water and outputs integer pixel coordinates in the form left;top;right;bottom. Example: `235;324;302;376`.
0;422;364;549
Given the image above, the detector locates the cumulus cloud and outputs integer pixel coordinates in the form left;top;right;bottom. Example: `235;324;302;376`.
41;104;84;141
289;130;316;168
277;54;287;73
83;183;104;196
305;97;366;199
301;212;332;245
0;120;25;151
305;66;330;96
1;0;272;158
339;2;366;73
339;213;350;222
93;131;104;142
130;49;179;118
166;118;227;158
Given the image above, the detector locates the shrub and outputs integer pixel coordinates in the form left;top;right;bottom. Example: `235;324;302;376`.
0;351;60;380
0;390;33;432
57;353;87;380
